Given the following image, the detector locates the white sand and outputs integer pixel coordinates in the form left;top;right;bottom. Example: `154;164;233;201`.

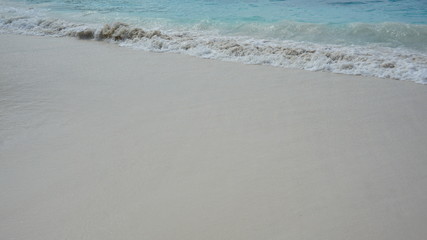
1;34;427;240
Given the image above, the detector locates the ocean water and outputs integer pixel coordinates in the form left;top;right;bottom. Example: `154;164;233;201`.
1;0;426;83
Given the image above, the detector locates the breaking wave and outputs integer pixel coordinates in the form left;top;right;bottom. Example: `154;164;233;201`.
1;6;426;84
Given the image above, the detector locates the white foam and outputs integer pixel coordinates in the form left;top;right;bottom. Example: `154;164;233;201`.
120;35;427;84
1;5;426;84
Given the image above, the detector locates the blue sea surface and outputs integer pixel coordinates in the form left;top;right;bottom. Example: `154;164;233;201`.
18;0;427;24
1;0;427;83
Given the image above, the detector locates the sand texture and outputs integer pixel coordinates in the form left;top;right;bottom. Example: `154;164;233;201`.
1;34;427;240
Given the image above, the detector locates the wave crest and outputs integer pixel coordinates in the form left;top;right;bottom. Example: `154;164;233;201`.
1;8;426;84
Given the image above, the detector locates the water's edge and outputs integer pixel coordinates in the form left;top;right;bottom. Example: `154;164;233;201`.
1;6;426;84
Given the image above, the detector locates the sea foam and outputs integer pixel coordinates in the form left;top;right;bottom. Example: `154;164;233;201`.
1;5;426;84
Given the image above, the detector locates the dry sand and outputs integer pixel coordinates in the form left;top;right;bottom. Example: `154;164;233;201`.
1;34;427;240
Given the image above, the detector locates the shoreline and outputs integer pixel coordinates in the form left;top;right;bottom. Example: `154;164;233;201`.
1;4;427;84
1;34;427;240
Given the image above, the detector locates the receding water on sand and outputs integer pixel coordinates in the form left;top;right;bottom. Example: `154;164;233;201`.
1;0;426;83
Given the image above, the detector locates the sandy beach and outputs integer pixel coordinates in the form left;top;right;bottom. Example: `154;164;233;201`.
1;34;427;240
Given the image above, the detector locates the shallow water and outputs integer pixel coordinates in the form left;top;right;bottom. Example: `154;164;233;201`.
16;0;427;25
1;0;426;83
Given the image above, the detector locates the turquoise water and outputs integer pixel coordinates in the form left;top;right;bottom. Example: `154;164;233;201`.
19;0;427;24
1;0;427;83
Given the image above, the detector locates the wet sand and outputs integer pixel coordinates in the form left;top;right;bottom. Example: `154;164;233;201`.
1;34;427;240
